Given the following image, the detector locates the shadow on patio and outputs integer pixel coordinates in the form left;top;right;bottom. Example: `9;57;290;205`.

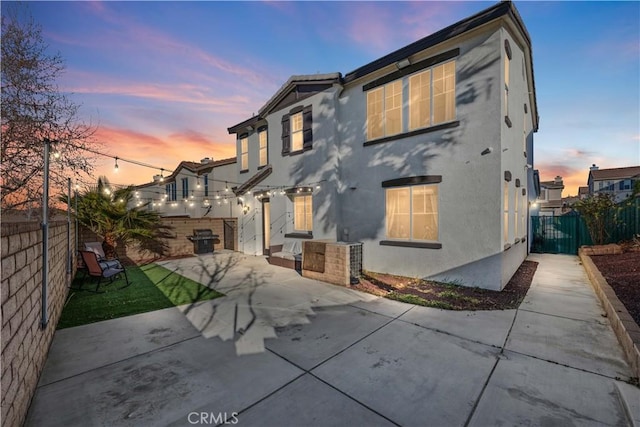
157;250;377;355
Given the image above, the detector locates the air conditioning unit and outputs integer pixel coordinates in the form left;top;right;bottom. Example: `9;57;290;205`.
345;242;363;284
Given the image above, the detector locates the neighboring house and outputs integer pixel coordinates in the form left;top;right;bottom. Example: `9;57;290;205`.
227;1;539;290
537;176;564;216
133;157;237;219
561;196;579;213
578;186;589;200
587;164;640;202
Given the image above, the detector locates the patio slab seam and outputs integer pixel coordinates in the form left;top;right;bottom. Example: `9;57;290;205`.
502;347;632;382
34;335;202;390
346;300;415;319
252;311;412;427
267;307;404;373
517;307;608;324
395;316;509;352
464;294;522;425
579;249;640;380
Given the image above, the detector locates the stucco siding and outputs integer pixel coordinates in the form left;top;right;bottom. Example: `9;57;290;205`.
235;88;341;255
337;28;507;288
499;27;531;288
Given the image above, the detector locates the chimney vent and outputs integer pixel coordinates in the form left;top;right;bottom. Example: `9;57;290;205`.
200;157;213;164
590;164;599;171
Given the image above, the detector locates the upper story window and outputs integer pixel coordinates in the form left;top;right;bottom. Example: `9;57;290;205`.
258;128;268;167
504;39;512;126
291;112;303;152
240;136;248;171
166;182;177;201
620;179;631;191
294;195;312;232
367;80;402;140
181;177;189;200
281;105;313;156
503;182;510;244
203;174;209;197
366;60;456;141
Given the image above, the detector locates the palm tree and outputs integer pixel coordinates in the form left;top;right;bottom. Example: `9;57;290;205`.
61;177;172;259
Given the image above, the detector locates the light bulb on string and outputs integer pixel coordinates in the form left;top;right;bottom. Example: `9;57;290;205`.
114;157;119;173
225;182;229;192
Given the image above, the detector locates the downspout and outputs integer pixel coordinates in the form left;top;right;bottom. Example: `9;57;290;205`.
67;178;72;275
41;139;51;329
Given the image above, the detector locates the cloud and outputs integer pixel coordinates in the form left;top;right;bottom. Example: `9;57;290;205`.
91;126;236;186
564;148;595;159
65;74;250;111
536;162;588;197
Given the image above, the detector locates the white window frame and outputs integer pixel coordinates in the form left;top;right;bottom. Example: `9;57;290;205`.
293;195;312;232
385;184;439;242
521;191;527;238
181;177;189;200
240;136;248;171
291;112;303;152
514;187;519;240
504;54;510;117
504;182;510;244
258;129;268;167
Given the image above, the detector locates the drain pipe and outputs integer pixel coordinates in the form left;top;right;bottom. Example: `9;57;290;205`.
67;178;72;275
41;139;50;329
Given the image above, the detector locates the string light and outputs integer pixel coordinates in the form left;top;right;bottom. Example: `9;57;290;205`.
114;157;119;173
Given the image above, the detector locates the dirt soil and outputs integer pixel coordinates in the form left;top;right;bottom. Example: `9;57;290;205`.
590;251;640;326
354;260;538;311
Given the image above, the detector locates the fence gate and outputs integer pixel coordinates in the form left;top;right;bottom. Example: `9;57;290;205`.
531;199;639;254
530;215;588;255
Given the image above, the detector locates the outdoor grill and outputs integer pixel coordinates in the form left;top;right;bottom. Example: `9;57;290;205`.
187;229;219;254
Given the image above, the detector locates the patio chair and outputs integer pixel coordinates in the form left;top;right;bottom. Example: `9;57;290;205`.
79;250;130;292
84;241;122;270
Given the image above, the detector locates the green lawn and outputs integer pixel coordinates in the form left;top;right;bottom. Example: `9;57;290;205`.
57;263;224;329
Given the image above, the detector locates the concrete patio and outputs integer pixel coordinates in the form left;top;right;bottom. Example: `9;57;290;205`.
25;253;640;426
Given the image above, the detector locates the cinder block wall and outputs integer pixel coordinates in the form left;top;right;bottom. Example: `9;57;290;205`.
302;242;350;286
78;217;238;262
1;220;75;427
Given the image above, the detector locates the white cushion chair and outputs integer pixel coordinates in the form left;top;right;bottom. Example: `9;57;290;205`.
84;241;122;269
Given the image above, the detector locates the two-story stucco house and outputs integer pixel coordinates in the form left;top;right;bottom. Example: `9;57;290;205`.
227;1;538;290
134;157;238;219
587;164;640;202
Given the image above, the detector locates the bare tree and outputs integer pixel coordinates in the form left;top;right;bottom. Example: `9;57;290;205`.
1;4;100;217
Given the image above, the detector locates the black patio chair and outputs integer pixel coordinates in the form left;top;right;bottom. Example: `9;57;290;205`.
79;250;130;292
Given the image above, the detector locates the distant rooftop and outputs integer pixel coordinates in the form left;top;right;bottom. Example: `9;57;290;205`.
590;166;640;181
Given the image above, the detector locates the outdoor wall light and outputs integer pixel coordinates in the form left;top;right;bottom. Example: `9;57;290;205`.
243;205;250;215
395;58;411;69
